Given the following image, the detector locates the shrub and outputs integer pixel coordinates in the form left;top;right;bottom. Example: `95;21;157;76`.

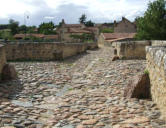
135;0;166;40
144;69;149;75
70;33;94;42
101;28;114;33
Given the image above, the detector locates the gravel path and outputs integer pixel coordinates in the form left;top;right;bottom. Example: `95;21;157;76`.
0;47;165;128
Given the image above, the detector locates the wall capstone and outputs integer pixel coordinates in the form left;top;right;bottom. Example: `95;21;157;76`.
4;42;98;61
146;46;166;120
0;45;6;81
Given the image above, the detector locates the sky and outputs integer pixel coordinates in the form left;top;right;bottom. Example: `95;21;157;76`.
0;0;155;26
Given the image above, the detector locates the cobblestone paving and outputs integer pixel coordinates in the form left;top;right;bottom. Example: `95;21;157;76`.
0;47;166;128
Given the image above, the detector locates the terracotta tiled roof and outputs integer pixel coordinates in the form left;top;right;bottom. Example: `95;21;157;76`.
117;17;137;27
14;34;25;38
106;37;134;42
64;24;84;28
44;35;58;39
102;33;136;40
84;27;98;32
30;34;45;38
14;34;45;39
69;28;91;33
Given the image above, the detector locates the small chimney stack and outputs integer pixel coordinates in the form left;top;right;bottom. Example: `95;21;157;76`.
62;19;65;24
114;20;117;27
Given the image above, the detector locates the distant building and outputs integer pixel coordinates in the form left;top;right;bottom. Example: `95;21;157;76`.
14;34;58;41
98;33;136;47
14;34;44;40
57;19;99;43
95;23;114;32
114;17;137;33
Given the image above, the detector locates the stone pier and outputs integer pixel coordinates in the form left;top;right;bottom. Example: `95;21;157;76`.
146;46;166;120
0;44;6;81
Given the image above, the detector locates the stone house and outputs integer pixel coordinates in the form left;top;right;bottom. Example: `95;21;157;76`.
14;34;45;40
0;45;6;81
14;34;58;41
98;33;136;47
114;17;137;33
57;19;99;43
95;23;114;32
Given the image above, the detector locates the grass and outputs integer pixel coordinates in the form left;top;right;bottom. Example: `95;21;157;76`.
144;69;149;75
121;56;127;60
68;88;73;91
99;58;104;62
67;63;74;67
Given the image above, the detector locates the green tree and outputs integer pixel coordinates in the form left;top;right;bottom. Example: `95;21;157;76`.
79;14;87;24
19;25;27;33
27;26;37;34
38;21;56;35
85;20;95;27
101;28;114;33
0;30;13;41
9;19;19;35
136;0;166;40
70;33;94;42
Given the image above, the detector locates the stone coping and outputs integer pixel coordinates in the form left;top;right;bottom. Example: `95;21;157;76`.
0;44;4;47
146;46;166;76
116;40;151;45
1;42;97;45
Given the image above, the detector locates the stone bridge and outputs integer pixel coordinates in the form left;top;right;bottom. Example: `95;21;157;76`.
0;46;165;128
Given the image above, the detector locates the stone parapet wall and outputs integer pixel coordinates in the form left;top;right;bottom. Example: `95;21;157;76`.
151;40;166;46
5;42;98;61
85;43;98;50
115;41;151;59
0;45;6;80
146;46;166;120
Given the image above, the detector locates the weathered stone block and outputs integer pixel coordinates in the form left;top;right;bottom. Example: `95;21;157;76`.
2;64;17;81
114;49;117;55
112;56;119;61
114;41;151;59
5;42;98;61
124;74;151;99
146;46;166;120
53;50;63;60
0;45;6;81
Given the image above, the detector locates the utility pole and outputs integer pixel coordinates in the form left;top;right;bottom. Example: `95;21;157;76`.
24;11;30;39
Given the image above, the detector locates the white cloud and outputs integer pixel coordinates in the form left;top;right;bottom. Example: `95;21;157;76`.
44;16;55;19
0;0;155;25
0;0;37;18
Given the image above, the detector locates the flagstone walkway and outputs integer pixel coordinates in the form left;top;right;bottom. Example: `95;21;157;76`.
0;47;165;128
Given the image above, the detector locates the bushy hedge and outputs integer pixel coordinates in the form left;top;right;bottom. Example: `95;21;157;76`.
70;33;94;42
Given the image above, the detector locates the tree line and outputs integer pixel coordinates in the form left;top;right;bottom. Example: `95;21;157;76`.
136;0;166;40
1;0;166;41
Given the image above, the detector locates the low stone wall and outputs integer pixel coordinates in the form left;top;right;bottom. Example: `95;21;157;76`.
85;43;98;50
146;46;166;120
115;41;151;59
151;40;166;46
0;45;6;80
5;42;98;61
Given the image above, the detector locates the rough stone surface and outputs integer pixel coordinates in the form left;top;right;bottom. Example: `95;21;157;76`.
5;42;98;61
124;73;151;99
115;41;151;59
1;64;17;81
0;45;6;81
146;46;166;120
0;47;165;127
112;56;119;61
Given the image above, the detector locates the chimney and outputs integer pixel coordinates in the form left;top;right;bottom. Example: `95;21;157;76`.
62;19;65;24
114;20;117;27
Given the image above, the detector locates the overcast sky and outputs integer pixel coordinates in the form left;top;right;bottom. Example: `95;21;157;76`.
0;0;154;26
